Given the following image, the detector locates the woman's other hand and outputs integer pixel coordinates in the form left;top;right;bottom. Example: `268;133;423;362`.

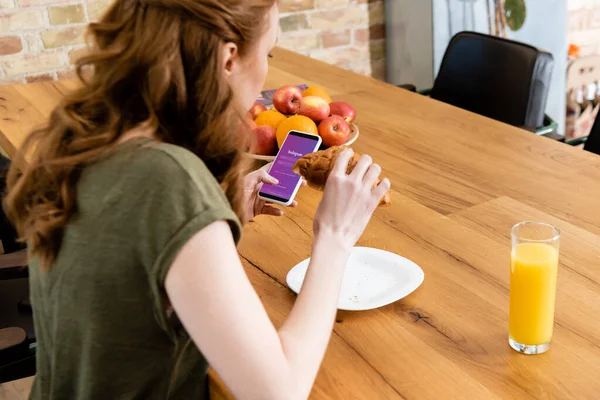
242;163;304;222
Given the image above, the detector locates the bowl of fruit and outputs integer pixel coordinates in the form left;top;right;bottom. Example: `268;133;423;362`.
247;85;358;161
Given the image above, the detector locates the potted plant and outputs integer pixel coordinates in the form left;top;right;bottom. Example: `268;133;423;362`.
488;0;527;37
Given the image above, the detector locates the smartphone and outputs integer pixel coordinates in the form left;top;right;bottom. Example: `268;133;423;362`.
258;130;322;206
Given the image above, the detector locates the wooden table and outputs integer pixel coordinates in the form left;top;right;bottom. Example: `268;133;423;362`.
2;48;600;399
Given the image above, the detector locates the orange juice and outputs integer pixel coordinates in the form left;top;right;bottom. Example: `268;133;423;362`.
509;242;559;345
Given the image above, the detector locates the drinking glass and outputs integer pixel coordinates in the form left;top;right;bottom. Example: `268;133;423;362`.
509;221;560;354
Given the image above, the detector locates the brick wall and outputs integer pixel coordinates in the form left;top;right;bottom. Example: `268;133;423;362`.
0;0;111;83
0;0;386;84
278;0;385;80
568;0;600;56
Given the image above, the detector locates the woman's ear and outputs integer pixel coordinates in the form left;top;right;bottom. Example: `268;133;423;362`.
222;42;238;77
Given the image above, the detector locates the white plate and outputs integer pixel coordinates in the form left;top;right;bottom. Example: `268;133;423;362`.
286;247;424;311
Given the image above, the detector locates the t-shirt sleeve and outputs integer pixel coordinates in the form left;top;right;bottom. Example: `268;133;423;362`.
130;144;242;289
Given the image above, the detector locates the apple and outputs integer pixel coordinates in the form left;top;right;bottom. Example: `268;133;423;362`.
249;102;267;120
253;125;277;156
298;96;331;123
318;115;351;147
273;86;303;115
329;101;356;124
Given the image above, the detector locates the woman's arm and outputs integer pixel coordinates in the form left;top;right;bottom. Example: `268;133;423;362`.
166;149;390;399
166;222;347;399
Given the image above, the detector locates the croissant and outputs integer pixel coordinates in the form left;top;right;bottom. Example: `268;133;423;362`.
292;146;391;207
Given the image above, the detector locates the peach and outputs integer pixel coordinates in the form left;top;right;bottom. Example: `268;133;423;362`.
298;96;331;123
273;86;303;115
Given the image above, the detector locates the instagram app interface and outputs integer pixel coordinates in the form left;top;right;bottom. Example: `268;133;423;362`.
261;134;319;200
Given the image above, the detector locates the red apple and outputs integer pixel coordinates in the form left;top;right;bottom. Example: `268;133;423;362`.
273;86;303;115
253;125;277;156
298;96;331;123
329;101;356;123
249;102;267;120
318;115;351;147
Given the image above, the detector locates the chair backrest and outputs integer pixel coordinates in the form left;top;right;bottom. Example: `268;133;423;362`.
431;31;554;131
0;154;34;384
0;155;22;254
584;112;600;155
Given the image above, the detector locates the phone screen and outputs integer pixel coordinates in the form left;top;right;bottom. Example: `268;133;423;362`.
259;131;321;204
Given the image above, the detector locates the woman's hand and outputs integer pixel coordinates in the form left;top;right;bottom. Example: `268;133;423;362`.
242;163;303;222
313;148;391;252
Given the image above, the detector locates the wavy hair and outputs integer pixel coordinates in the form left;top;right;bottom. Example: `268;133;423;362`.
3;0;276;269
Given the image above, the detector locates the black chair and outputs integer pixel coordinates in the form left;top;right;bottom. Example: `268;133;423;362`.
427;31;555;132
583;112;600;155
1;156;21;254
397;84;417;93
0;154;36;384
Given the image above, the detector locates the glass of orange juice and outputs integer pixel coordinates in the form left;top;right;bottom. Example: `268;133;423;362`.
509;221;560;354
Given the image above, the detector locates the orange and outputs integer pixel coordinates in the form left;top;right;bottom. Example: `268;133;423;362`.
302;86;332;103
276;115;318;148
255;109;287;129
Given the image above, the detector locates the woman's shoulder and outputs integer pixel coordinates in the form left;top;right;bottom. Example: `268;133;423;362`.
136;140;211;177
111;139;218;189
81;139;226;210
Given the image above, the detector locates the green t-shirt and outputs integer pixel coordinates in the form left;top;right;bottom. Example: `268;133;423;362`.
28;138;241;399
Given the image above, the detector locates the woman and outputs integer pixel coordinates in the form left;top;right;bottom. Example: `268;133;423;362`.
3;0;390;398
